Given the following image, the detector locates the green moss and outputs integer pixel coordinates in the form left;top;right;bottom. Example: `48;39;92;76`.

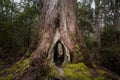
1;58;30;74
63;63;91;80
71;33;83;61
97;69;113;77
75;44;83;60
98;70;106;75
48;63;58;78
94;76;105;80
93;63;96;68
0;74;13;80
75;72;91;80
0;58;30;80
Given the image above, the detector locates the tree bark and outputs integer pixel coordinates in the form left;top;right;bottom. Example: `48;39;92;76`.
93;0;101;64
94;0;101;48
114;0;120;30
13;0;93;79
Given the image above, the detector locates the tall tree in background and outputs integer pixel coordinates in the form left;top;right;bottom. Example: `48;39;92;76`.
76;0;94;51
94;0;101;47
14;0;93;79
114;0;120;30
93;0;101;64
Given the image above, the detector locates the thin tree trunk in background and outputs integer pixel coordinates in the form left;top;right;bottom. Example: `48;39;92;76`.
104;4;109;30
114;0;119;30
94;0;101;47
93;0;101;64
13;0;93;79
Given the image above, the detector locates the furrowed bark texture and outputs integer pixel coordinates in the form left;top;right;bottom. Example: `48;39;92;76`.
13;0;93;80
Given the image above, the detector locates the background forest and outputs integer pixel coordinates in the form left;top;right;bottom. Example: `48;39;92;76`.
0;0;120;76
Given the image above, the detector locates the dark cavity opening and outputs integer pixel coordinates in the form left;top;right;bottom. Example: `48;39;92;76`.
53;40;65;66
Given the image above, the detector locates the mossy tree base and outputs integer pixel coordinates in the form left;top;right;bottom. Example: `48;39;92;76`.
0;58;30;80
0;59;119;80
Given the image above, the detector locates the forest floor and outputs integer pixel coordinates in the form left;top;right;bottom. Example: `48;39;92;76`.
0;58;120;80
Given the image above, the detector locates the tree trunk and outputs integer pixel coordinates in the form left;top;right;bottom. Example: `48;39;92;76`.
93;0;101;64
13;0;93;79
94;0;101;48
114;0;120;30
